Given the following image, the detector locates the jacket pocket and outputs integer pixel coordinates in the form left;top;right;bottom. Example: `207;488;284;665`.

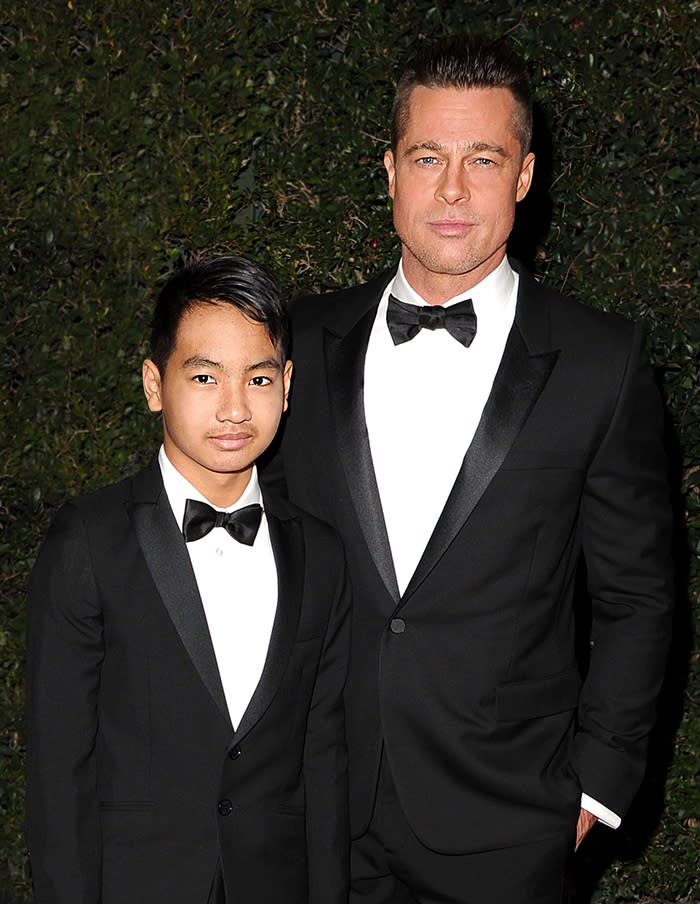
98;800;154;812
496;667;581;722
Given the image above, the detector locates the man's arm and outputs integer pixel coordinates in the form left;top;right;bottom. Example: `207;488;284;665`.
25;502;104;903
576;808;598;850
572;324;674;818
303;530;351;904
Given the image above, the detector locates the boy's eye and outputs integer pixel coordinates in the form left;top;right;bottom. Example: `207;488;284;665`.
193;374;216;384
249;375;272;386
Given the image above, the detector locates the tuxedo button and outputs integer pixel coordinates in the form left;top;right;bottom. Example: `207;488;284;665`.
228;745;242;760
390;618;406;634
217;798;234;817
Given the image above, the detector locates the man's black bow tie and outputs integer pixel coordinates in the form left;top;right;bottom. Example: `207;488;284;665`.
387;294;477;347
182;499;262;545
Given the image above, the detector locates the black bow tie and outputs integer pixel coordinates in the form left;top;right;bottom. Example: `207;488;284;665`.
182;499;263;545
387;294;477;347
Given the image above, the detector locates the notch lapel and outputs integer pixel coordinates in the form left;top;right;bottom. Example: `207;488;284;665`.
402;268;560;600
130;463;231;727
233;509;304;742
324;307;400;603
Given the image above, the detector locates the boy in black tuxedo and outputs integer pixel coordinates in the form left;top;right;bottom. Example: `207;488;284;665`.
25;256;350;904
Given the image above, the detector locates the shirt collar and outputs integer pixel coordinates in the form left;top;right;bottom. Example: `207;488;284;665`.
158;445;263;531
392;256;516;327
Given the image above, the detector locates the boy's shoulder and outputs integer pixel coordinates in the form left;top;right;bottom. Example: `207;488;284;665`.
262;489;342;555
263;489;331;532
47;455;158;530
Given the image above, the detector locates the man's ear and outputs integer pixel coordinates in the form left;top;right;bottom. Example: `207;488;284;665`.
282;359;293;412
516;152;535;203
142;359;163;412
384;149;396;199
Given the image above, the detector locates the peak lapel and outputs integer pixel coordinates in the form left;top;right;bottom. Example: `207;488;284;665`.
324;307;400;604
129;465;231;728
233;511;304;742
403;274;560;600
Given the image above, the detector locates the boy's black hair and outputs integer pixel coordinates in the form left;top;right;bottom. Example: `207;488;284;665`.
149;255;288;373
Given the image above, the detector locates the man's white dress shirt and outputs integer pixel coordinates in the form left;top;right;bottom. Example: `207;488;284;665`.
159;448;277;730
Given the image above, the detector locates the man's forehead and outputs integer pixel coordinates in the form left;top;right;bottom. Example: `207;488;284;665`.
399;85;522;148
404;84;517;115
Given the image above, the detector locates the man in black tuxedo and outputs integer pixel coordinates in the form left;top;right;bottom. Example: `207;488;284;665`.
269;35;674;903
25;256;350;903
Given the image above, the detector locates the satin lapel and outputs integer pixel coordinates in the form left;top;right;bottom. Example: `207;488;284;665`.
130;471;231;728
402;323;560;600
233;512;304;742
324;309;400;603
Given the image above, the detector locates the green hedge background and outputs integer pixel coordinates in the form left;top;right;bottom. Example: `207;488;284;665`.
1;2;698;900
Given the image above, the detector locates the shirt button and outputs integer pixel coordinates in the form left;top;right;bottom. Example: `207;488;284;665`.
218;799;234;817
228;745;242;760
216;547;224;557
390;618;406;634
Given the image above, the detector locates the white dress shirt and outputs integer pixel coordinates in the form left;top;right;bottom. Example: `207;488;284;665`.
159;447;277;730
363;259;620;829
365;256;517;596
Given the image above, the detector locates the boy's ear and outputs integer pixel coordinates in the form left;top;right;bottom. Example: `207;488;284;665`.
142;359;163;412
282;359;293;412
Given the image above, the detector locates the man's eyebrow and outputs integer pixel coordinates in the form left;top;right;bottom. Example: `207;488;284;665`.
404;139;508;157
403;139;446;156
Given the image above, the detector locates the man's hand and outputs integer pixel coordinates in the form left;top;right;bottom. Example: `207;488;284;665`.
576;808;598;850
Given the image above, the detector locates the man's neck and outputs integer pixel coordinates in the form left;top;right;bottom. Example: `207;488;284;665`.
400;252;506;305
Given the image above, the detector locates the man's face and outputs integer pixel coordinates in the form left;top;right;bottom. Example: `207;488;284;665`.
143;302;292;505
384;85;535;302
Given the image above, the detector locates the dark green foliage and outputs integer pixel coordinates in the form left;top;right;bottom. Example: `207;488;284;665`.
1;2;698;900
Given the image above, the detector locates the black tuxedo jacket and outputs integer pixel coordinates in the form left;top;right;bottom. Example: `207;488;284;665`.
270;259;674;854
25;457;350;903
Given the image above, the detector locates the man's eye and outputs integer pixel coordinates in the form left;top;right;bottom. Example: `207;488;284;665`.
417;156;438;165
249;375;272;386
475;157;495;166
193;374;215;384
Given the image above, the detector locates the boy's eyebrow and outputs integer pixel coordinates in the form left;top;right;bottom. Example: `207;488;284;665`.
182;355;223;370
180;355;282;372
245;358;282;372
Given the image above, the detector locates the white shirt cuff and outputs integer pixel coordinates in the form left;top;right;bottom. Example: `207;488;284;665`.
581;793;621;829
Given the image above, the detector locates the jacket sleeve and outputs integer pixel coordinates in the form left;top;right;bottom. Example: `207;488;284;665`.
571;324;674;816
25;501;104;903
302;529;351;904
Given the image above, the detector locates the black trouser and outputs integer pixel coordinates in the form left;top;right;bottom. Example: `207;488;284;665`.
350;754;574;904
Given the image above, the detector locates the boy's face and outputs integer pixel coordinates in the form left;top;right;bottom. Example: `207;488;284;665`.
143;301;292;505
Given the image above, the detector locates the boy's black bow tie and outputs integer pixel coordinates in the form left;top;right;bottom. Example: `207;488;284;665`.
182;499;262;545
